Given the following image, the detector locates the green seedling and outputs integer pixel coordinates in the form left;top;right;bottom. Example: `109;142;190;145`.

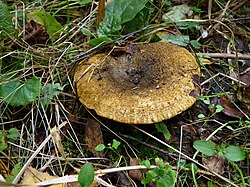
193;140;245;162
141;158;176;187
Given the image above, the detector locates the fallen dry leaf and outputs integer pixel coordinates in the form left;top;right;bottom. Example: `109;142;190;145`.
24;20;50;45
202;154;225;175
128;158;143;182
219;96;244;118
22;167;64;187
85;118;104;157
238;68;250;104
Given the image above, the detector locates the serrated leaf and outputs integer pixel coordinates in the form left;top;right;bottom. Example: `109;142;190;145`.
225;146;245;162
98;0;149;36
155;122;171;140
0;77;42;106
40;83;63;107
6;162;22;183
0;2;15;39
78;163;95;187
27;10;63;40
158;35;189;46
193;140;216;156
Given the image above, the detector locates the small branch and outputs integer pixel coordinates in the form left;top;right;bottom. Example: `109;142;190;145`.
197;53;250;60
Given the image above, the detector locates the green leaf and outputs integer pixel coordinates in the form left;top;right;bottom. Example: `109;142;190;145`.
0;2;15;39
95;144;105;151
157;173;176;187
158;35;189;46
112;139;121;150
143;159;151;169
0;77;42;106
190;40;201;49
6;128;20;139
198;113;205;119
0;133;7;151
141;177;151;184
78;0;92;5
155;158;165;169
6;162;22;183
40;83;63;107
78;163;95;186
163;4;193;22
27;10;63;40
98;0;149;36
200;97;210;105
193;140;216;156
215;105;224;113
155;122;171;140
224;146;245;162
89;37;112;47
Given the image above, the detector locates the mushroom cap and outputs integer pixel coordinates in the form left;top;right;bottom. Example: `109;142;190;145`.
74;42;200;124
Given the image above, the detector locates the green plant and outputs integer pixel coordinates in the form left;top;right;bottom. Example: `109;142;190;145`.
0;77;42;107
0;128;20;151
193;140;245;162
78;163;95;187
198;95;224;118
141;158;176;187
97;0;149;37
95;139;121;152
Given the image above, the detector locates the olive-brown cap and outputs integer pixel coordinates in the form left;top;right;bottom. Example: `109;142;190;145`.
74;42;200;124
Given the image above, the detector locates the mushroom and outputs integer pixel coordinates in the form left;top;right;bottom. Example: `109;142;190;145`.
74;42;200;124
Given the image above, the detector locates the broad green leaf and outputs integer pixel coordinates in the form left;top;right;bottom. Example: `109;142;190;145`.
0;77;42;106
78;0;92;5
95;144;105;151
78;163;95;186
112;139;121;150
98;0;149;36
193;140;216;156
0;2;15;39
224;146;245;162
158;35;189;46
155;122;171;140
27;10;63;40
6;162;22;182
122;8;149;34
